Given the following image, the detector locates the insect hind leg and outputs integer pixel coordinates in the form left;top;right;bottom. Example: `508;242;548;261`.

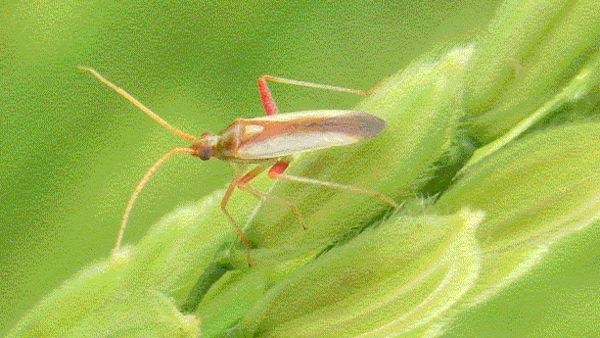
257;75;370;117
270;171;401;210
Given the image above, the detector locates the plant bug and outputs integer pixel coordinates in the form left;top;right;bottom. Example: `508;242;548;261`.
78;67;399;263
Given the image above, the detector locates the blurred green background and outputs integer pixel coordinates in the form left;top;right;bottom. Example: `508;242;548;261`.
9;1;596;336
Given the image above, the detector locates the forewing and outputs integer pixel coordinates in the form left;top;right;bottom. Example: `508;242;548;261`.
236;110;385;159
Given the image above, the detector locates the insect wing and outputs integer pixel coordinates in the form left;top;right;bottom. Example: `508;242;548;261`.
236;110;386;159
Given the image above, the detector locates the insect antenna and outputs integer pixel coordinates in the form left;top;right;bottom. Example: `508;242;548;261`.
77;66;197;142
77;67;201;256
114;147;195;256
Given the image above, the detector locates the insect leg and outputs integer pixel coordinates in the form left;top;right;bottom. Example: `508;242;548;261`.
257;76;279;116
257;74;373;117
238;184;307;230
235;161;306;229
259;75;368;96
220;179;253;266
268;162;401;209
236;161;273;186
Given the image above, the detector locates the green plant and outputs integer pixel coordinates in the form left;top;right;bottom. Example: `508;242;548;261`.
8;0;600;336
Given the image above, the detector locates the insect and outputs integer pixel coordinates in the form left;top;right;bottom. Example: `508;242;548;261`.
78;67;399;263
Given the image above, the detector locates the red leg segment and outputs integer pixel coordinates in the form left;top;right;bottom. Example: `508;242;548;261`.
258;76;278;116
268;159;291;178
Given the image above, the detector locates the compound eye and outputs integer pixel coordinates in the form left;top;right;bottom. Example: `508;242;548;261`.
199;147;212;161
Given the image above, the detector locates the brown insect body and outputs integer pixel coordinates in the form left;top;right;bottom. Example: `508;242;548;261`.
192;110;386;164
78;67;398;265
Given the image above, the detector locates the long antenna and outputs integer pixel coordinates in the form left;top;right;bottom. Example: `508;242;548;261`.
77;66;198;142
113;147;195;256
